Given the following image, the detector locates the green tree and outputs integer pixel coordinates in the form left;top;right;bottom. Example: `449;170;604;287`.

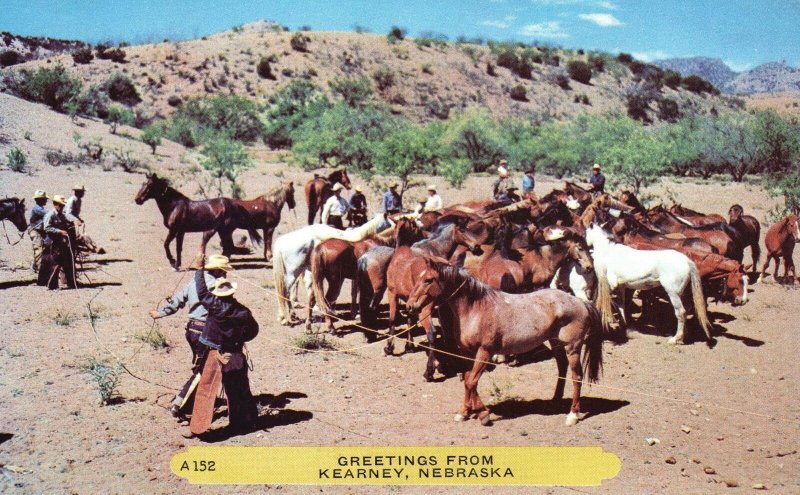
141;123;164;154
261;80;331;148
373;122;444;195
439;108;504;173
104;105;134;134
600;125;670;193
200;135;253;198
9;64;83;113
329;77;373;108
173;95;264;143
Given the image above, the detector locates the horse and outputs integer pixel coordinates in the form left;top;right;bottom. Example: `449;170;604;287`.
564;181;594;210
134;173;261;270
728;204;761;274
759;214;800;283
304;169;352;225
224;181;296;261
645;205;740;261
618;191;648;216
668;203;726;226
612;212;719;255
406;261;604;426
585;224;712;345
0;197;28;234
272;213;393;325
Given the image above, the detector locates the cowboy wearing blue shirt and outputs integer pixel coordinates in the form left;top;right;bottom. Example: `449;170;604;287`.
522;167;536;196
588;163;605;195
381;182;402;214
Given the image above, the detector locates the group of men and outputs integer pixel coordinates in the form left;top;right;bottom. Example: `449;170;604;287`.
28;185;103;290
492;160;606;201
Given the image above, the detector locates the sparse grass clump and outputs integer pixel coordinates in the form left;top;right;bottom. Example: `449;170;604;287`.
6;147;27;173
53;307;76;326
83;357;122;406
134;327;170;349
292;333;337;353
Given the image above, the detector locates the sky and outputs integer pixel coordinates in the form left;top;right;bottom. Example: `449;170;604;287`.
2;0;799;71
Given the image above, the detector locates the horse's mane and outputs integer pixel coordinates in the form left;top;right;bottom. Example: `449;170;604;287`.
540;189;565;204
622;213;665;237
435;263;496;304
263;182;292;203
565;181;590;193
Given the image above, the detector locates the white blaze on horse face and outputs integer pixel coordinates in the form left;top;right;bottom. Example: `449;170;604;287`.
566;197;581;210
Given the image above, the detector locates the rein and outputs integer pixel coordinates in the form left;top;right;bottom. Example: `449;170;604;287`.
1;220;28;245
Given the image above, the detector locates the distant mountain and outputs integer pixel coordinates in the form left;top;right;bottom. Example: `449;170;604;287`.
653;57;737;92
654;56;800;95
0;32;88;66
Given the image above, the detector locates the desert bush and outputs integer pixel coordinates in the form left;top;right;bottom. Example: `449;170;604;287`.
658;98;680;122
616;52;634;64
0;50;21;67
166;115;200;147
509;84;527;102
96;45;126;63
72;47;94;64
104;105;134;134
588;55;606;72
626;94;651;123
372;68;395;91
292;333;336;353
84;357;122;406
567;60;592;84
682;74;719;95
167;95;182;107
387;26;407;44
486;61;497;76
45;149;79;167
329;77;373;108
173;95;264;143
257;56;276;79
421;63;433;75
290;32;310;52
7;64;83;113
103;73;141;106
6;147;27;173
664;69;682;89
110;148;145;173
262;79;330;148
439;108;504;173
134;327;169;349
547;70;571;90
141;123;164;154
200;135;253;198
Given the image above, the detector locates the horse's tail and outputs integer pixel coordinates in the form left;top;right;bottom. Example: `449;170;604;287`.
593;264;616;333
582;301;604;384
689;262;713;341
357;255;375;324
310;244;335;317
273;240;289;316
305;182;317;225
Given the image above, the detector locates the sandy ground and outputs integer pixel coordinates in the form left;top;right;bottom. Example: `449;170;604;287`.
2;144;800;494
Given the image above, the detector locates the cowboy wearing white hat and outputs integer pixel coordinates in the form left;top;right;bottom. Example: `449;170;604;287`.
381;182;402;214
493;166;513;201
40;195;77;289
497;159;509;177
149;254;231;418
64;183;105;255
321;182;350;229
29;190;49;272
588;163;605;196
424;184;443;213
347;184;368;227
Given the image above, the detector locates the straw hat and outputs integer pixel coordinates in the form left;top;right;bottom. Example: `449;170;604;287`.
205;254;233;271
332;183;344;192
73;184;86;191
33;190;47;199
499;159;508;165
354;185;362;193
389;182;399;189
592;163;601;170
51;195;67;205
211;278;237;297
427;184;437;191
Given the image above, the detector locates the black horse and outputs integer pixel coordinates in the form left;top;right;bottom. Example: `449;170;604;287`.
134;173;262;270
0;197;28;234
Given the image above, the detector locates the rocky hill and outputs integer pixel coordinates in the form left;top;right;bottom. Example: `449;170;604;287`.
653;56;737;92
655;57;800;95
0;31;88;66
0;22;739;126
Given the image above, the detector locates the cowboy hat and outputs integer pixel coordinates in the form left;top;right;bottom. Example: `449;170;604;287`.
427;184;437;191
73;184;86;191
499;159;508;165
211;278;237;297
51;195;67;205
388;182;399;189
332;183;344;192
33;190;47;199
354;185;362;193
205;254;233;271
507;185;518;191
592;164;601;170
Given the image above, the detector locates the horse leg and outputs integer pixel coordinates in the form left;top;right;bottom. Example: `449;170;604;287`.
784;254;796;284
750;241;761;276
384;290;398;356
175;232;185;271
164;230;177;270
196;229;217;268
549;340;568;400
421;312;436;382
457;348;491;425
278;271;298;325
564;346;586;426
758;254;774;283
305;285;316;333
325;276;344;335
666;290;688;345
219;228;234;258
263;228;273;261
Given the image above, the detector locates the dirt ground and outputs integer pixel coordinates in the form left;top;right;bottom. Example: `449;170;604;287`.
2;158;800;495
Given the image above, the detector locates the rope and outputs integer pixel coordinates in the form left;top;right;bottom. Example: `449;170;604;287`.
1;220;28;246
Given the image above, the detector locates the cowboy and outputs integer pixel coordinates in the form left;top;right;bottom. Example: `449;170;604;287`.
192;267;259;435
503;186;522;203
29;190;49;272
588;163;605;196
412;198;427;216
40;195;76;289
347;185;368;227
321;183;350;229
148;254;229;418
65;184;105;255
381;182;402;214
522;166;536;197
497;159;509;177
424;184;443;212
492;168;512;200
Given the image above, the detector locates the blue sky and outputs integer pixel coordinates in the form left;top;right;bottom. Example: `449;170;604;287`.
2;0;799;70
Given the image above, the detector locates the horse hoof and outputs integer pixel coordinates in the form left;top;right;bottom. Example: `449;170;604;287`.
423;373;434;382
565;411;586;426
454;414;467;422
492;354;506;364
383;347;394;356
479;413;493;426
667;337;684;345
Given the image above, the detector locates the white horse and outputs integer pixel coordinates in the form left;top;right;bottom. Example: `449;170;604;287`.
551;258;595;303
272;213;394;325
585;224;712;345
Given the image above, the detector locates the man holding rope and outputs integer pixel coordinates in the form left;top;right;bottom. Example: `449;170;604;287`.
148;254;230;418
39;195;77;290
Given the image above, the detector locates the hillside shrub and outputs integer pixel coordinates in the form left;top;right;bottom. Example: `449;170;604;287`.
589;55;605;72
200;135;253;198
627;94;651;123
104;105;134;134
262;79;331;148
167;95;182;107
509;85;527;102
6;147;27;173
257;56;276;79
387;26;407;44
72;47;94;64
103;73;141;106
174;95;264;142
0;50;21;67
290;33;310;52
617;52;634;64
658;98;680;122
166;116;200;147
96;44;126;63
372;68;395;91
8;64;83;113
141;123;164;154
547;70;571;90
682;75;719;95
329;77;373;108
664;69;682;89
486;61;497;77
567;60;592;84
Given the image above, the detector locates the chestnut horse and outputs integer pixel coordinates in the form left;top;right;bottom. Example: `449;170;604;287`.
225;181;296;261
134;173;261;270
646;205;740;261
304;169;352;225
669;203;726;226
406;261;604;426
611;212;719;255
759;214;800;283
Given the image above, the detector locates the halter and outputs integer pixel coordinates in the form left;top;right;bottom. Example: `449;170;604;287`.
1;219;28;245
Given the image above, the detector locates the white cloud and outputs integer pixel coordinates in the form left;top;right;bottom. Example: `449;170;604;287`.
724;59;753;72
481;20;510;29
518;21;569;38
504;15;518;21
578;13;623;26
531;0;617;9
631;50;671;62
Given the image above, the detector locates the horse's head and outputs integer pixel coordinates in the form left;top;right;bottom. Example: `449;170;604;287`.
3;198;28;232
717;261;748;306
135;173;165;205
454;225;482;255
561;231;594;273
585;223;613;248
669;203;683;215
336;169;352;190
393;217;423;247
464;218;493;245
284;181;296;210
783;214;800;239
728;204;744;223
407;265;444;316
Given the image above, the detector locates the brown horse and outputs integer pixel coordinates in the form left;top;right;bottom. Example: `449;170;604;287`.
304;169;352;225
135;173;259;270
728;204;761;273
406;261;604;426
759;214;800;283
0;197;28;234
564;182;594;210
612;212;719;255
669;203;726;226
224;181;296;261
646;205;740;260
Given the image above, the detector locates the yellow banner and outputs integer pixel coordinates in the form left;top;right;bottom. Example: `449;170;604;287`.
171;446;620;485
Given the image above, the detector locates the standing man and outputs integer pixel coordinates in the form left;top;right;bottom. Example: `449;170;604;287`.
29;190;49;273
588;163;605;196
347;185;368;227
492;168;512;201
148;254;230;418
424;184;443;212
190;267;259;436
497;159;509;177
65;184;105;255
40;195;76;290
522;166;536;198
381;182;402;214
321;183;350;229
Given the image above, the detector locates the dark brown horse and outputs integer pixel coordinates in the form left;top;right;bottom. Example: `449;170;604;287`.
612;212;719;254
646;205;740;260
304;169;352;225
224;181;296;261
0;197;28;234
759;214;800;283
134;173;260;270
728;204;761;272
669;203;726;226
406;261;604;426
